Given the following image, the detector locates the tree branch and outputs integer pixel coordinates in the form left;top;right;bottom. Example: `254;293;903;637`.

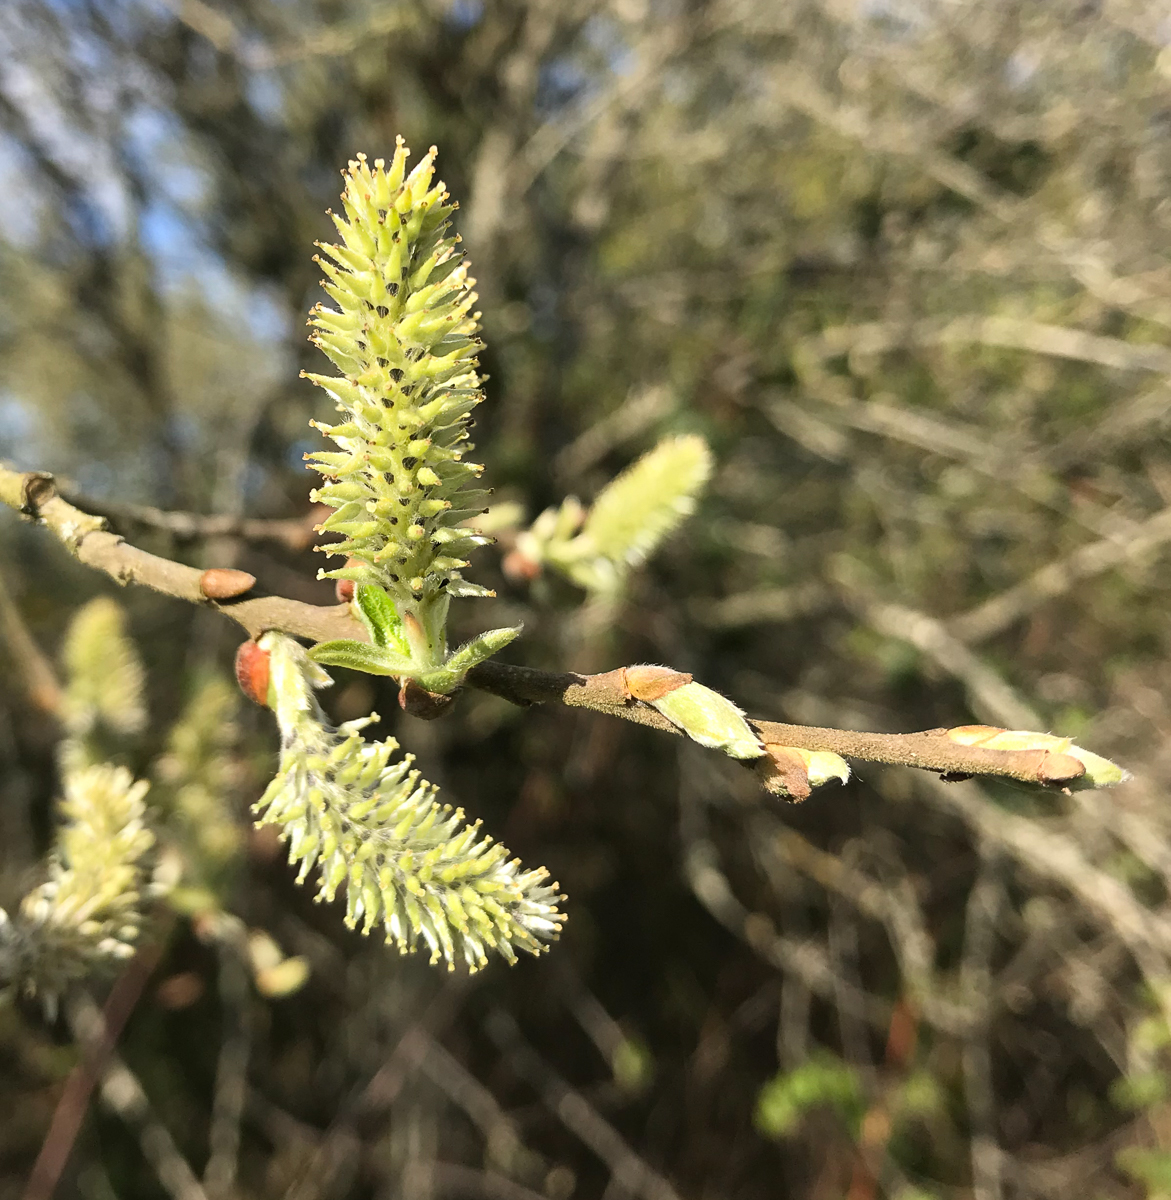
0;464;357;644
0;463;1121;790
55;487;318;551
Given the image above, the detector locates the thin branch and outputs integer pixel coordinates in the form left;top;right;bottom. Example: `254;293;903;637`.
950;504;1171;644
23;946;163;1200
282;975;477;1200
66;991;209;1200
0;464;357;644
853;598;1043;730
56;488;317;551
806;316;1171;377
678;783;891;1031
203;929;252;1200
430;1163;553;1200
483;1008;682;1200
0;463;1123;788
960;855;1006;1200
0;563;63;715
914;773;1171;985
161;0;414;70
417;1035;545;1180
774;68;1171;328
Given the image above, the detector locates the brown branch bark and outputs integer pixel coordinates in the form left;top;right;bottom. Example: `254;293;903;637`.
1;464;358;644
0;463;1117;789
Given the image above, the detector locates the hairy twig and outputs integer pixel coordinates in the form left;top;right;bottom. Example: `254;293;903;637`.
0;463;1124;789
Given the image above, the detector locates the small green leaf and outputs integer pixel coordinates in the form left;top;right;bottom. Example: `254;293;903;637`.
445;626;522;675
309;640;415;676
354;584;406;652
411;627;522;695
416;667;461;694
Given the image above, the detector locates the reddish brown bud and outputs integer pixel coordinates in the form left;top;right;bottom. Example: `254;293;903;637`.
756;745;813;802
235;640;271;706
335;557;364;603
200;568;257;600
398;678;456;720
1031;750;1086;785
621;664;693;703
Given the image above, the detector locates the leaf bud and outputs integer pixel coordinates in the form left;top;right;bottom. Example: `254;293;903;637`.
646;679;765;760
622;664;693;703
235;640;272;707
945;725;1128;788
200;568;257;600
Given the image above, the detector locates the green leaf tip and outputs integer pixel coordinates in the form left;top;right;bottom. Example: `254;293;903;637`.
758;745;851;802
307;140;492;627
309;639;416;676
256;633;565;971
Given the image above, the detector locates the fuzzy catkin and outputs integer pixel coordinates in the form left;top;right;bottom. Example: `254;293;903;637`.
253;633;564;971
305;141;492;625
0;764;153;1000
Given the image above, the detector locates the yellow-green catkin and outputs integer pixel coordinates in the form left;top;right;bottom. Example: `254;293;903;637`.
518;435;713;594
305;141;492;665
153;674;243;904
59;597;146;770
0;763;154;1001
254;633;565;972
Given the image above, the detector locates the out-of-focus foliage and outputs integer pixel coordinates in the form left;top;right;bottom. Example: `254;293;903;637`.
2;0;1171;1197
152;673;243;911
516;433;713;594
59;596;146;771
0;762;154;1005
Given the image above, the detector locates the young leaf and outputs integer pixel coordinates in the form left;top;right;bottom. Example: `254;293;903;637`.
444;626;522;676
309;640;416;676
354;584;407;653
648;681;765;760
